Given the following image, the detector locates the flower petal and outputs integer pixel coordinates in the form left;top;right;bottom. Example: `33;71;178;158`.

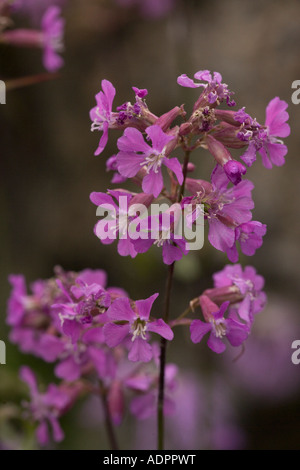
163;157;184;185
147;318;174;340
135;293;159;321
106;297;135;322
190;319;211;344
177;74;202;88
142;169;164;198
128;337;153;362
207;332;226;353
103;323;130;347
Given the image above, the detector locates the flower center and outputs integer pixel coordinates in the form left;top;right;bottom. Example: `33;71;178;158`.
141;151;165;174
212;319;227;338
131;317;147;341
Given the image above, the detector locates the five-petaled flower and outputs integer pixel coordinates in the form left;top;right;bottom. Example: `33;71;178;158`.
116;124;183;198
20;366;71;445
238;97;290;169
103;294;174;362
190;295;249;354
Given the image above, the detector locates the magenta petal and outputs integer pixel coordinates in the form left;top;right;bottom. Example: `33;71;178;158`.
177;74;202;88
162;242;184;265
116;151;144;178
43;384;69;409
190;320;211;344
77;269;107;288
89;191;115;208
117;127;151;153
211;164;229;190
132;237;154;253
62;319;82;343
88;347;107;379
106;297;135;321
265;97;290;137
101;79;116;111
117;238;137;258
130;392;156;419
226;319;249;347
194;69;213;81
266;142;287;167
37;334;64;362
43;47;64;73
207;332;226;353
36;421;49;445
49;416;64;443
55;356;81;381
163;157;184;185
146;125;174;153
240;141;257;167
213;301;230;320
19;366;38;395
226;243;239;263
258;147;272;169
237;295;252;323
124;375;152;391
208;218;235;252
103;323;129;348
142;170;164;198
147;319;174;340
135;293;159;320
128;337;152;362
94;121;109;156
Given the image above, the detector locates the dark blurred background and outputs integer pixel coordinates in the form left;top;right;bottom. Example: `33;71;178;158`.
1;0;300;450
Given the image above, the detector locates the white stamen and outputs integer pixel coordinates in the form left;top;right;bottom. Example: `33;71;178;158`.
140;150;165;174
213;319;226;338
131;318;147;341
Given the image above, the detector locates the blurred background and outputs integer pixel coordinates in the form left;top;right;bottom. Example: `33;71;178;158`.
1;0;300;450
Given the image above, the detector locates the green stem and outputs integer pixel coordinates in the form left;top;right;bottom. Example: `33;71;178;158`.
157;262;175;450
157;150;191;450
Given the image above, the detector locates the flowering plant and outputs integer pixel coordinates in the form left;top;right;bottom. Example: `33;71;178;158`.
6;66;290;450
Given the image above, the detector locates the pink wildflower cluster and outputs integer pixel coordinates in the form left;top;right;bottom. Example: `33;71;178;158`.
7;260;265;445
89;70;289;262
6;67;290;448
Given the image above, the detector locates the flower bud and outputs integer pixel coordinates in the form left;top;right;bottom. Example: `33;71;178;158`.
206;134;233;166
223;160;246;185
156;105;186;132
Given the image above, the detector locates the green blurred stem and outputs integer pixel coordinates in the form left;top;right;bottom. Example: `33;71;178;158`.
157;150;191;450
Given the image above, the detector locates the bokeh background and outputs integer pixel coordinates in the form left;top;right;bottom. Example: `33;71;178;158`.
1;0;300;450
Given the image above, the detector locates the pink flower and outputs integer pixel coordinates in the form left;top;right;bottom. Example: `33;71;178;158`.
239;97;290;168
1;6;65;72
213;264;266;325
90;80;117;156
190;295;249;354
226;220;267;263
116;124;183;198
41;6;65;72
183;165;254;254
177;69;235;107
103;294;174;362
20;366;70;445
132;203;189;265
